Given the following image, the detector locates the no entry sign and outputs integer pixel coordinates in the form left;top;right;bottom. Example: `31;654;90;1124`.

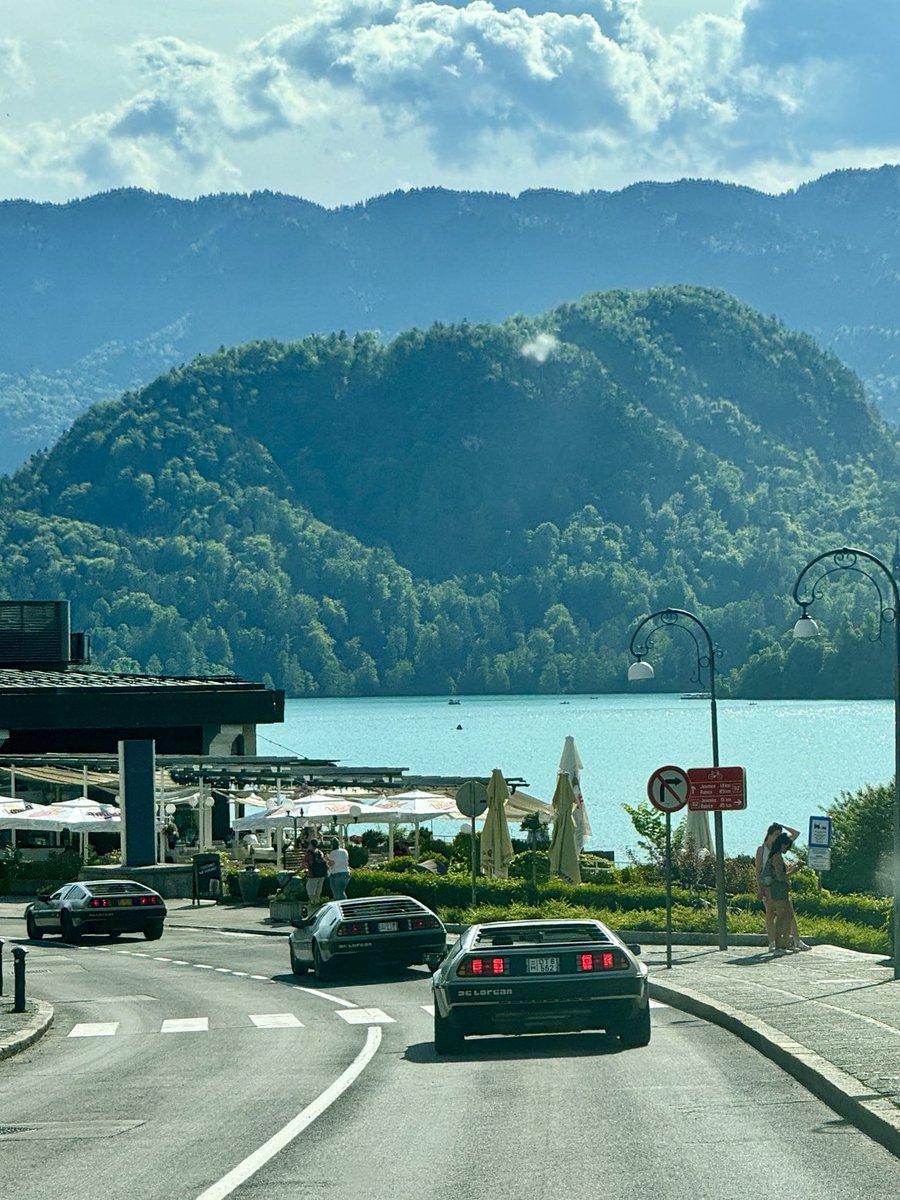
647;765;690;813
687;766;747;811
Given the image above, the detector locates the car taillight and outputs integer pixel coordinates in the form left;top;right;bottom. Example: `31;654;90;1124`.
139;895;161;906
411;916;440;930
457;956;509;977
88;898;109;908
577;950;628;972
337;922;368;937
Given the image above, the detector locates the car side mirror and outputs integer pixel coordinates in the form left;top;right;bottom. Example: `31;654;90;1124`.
36;893;51;902
627;943;642;956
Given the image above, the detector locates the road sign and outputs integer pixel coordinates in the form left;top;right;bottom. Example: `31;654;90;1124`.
808;846;832;871
455;780;488;819
647;765;689;813
809;816;832;848
687;766;747;811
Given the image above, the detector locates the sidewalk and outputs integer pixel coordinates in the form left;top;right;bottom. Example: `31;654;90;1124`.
1;899;898;1156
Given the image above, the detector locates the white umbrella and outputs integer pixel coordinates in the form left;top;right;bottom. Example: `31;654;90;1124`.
548;773;581;885
683;808;713;854
558;735;593;854
481;769;514;879
368;790;459;858
0;797;121;833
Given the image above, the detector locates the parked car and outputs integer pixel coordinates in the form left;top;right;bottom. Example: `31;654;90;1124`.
25;879;167;942
431;918;650;1054
289;894;446;981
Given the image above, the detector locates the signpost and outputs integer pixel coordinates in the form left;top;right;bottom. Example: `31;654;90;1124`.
687;766;747;810
647;766;689;968
808;815;833;875
456;781;488;907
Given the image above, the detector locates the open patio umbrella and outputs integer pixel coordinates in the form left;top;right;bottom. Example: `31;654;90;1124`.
548;772;581;885
559;735;593;854
481;769;514;879
368;790;458;857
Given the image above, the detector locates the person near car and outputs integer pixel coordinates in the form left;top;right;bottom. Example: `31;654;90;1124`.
326;840;351;900
305;837;328;904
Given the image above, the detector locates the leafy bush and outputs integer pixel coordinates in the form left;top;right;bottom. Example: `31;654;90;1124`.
826;781;894;894
347;844;369;869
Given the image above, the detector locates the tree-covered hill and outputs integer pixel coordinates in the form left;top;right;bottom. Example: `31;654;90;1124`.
1;286;898;698
3;166;900;473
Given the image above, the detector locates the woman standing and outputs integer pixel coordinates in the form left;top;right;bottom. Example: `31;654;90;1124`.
326;839;352;901
769;831;801;952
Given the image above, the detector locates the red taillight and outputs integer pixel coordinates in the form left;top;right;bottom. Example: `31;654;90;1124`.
337;922;367;937
577;950;626;972
458;956;509;977
411;916;439;930
88;898;109;908
139;895;161;906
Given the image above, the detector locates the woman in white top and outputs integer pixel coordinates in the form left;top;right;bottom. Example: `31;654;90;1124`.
326;841;352;900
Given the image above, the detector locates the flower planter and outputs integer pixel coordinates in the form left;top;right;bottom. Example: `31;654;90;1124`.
269;899;309;923
238;869;261;903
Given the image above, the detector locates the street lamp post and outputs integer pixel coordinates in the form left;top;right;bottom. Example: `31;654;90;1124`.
628;608;728;950
791;546;900;980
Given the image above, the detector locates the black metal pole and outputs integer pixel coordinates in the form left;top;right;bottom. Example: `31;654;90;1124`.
12;944;27;1013
665;812;673;970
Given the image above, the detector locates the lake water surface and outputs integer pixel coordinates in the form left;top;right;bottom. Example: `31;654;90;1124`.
267;694;894;861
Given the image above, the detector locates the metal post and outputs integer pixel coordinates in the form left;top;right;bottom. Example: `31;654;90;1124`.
470;814;477;908
792;547;900;981
0;936;4;996
707;645;728;951
12;944;27;1013
665;812;673;970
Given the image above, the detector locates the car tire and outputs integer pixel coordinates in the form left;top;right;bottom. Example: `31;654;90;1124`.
25;912;43;940
617;1005;651;1049
313;941;333;982
61;911;81;943
434;1009;465;1056
290;945;309;976
143;923;164;941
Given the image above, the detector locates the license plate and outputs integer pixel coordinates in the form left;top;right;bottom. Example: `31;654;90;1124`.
377;921;398;932
526;956;560;973
118;898;133;906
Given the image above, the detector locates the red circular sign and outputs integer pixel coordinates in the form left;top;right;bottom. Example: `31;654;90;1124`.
646;765;689;813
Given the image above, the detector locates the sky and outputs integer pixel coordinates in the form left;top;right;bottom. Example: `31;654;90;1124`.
1;0;898;208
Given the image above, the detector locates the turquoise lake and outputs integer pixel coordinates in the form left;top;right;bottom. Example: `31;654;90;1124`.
267;694;895;861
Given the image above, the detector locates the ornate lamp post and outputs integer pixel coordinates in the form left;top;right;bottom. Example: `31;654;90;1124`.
628;608;728;950
791;546;900;980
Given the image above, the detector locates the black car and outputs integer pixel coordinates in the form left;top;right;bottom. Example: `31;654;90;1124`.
289;894;447;981
431;918;650;1054
25;879;167;942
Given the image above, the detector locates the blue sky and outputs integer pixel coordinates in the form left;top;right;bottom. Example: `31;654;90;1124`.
1;1;897;206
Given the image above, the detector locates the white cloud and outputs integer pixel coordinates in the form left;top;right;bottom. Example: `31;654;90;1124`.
0;1;897;203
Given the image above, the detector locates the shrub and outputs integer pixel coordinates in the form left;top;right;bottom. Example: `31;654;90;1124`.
826;781;894;894
347;844;369;869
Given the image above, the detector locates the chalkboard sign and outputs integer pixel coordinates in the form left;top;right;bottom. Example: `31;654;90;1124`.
192;854;223;904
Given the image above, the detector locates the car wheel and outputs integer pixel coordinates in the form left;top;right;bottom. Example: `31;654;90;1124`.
143;923;164;941
290;946;309;976
617;1005;651;1049
434;1009;465;1056
25;912;43;940
313;941;333;982
61;911;81;943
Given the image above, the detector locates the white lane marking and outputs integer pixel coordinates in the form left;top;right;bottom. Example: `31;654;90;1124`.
195;1025;382;1200
421;1005;435;1016
170;960;190;965
194;964;215;970
154;957;172;962
249;1014;304;1029
296;986;356;1008
216;932;255;938
161;1018;209;1034
214;968;232;973
68;1022;119;1038
336;1007;394;1025
231;971;249;977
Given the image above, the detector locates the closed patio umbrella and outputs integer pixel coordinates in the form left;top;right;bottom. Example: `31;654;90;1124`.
481;769;514;879
683;807;713;854
558;735;593;854
548;772;581;885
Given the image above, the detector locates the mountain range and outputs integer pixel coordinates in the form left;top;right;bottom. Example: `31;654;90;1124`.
2;165;900;475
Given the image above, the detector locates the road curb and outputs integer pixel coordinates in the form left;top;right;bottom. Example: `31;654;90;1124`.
649;977;900;1159
0;999;54;1062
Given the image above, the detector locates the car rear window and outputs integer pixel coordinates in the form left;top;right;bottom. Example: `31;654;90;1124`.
87;883;154;897
339;897;429;920
473;923;611;948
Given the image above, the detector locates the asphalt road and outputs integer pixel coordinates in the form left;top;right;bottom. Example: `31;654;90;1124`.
2;927;896;1200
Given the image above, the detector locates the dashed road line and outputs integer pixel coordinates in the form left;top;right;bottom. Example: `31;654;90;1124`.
161;1017;209;1034
68;1022;119;1038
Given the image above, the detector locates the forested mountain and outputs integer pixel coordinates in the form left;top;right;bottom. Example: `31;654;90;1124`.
1;286;898;698
3;166;900;474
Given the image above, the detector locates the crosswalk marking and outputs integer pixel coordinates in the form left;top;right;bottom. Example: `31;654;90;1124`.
161;1017;209;1033
336;1007;395;1025
69;1022;119;1038
249;1013;304;1029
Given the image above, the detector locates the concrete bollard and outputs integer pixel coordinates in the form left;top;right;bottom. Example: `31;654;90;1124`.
12;944;27;1013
